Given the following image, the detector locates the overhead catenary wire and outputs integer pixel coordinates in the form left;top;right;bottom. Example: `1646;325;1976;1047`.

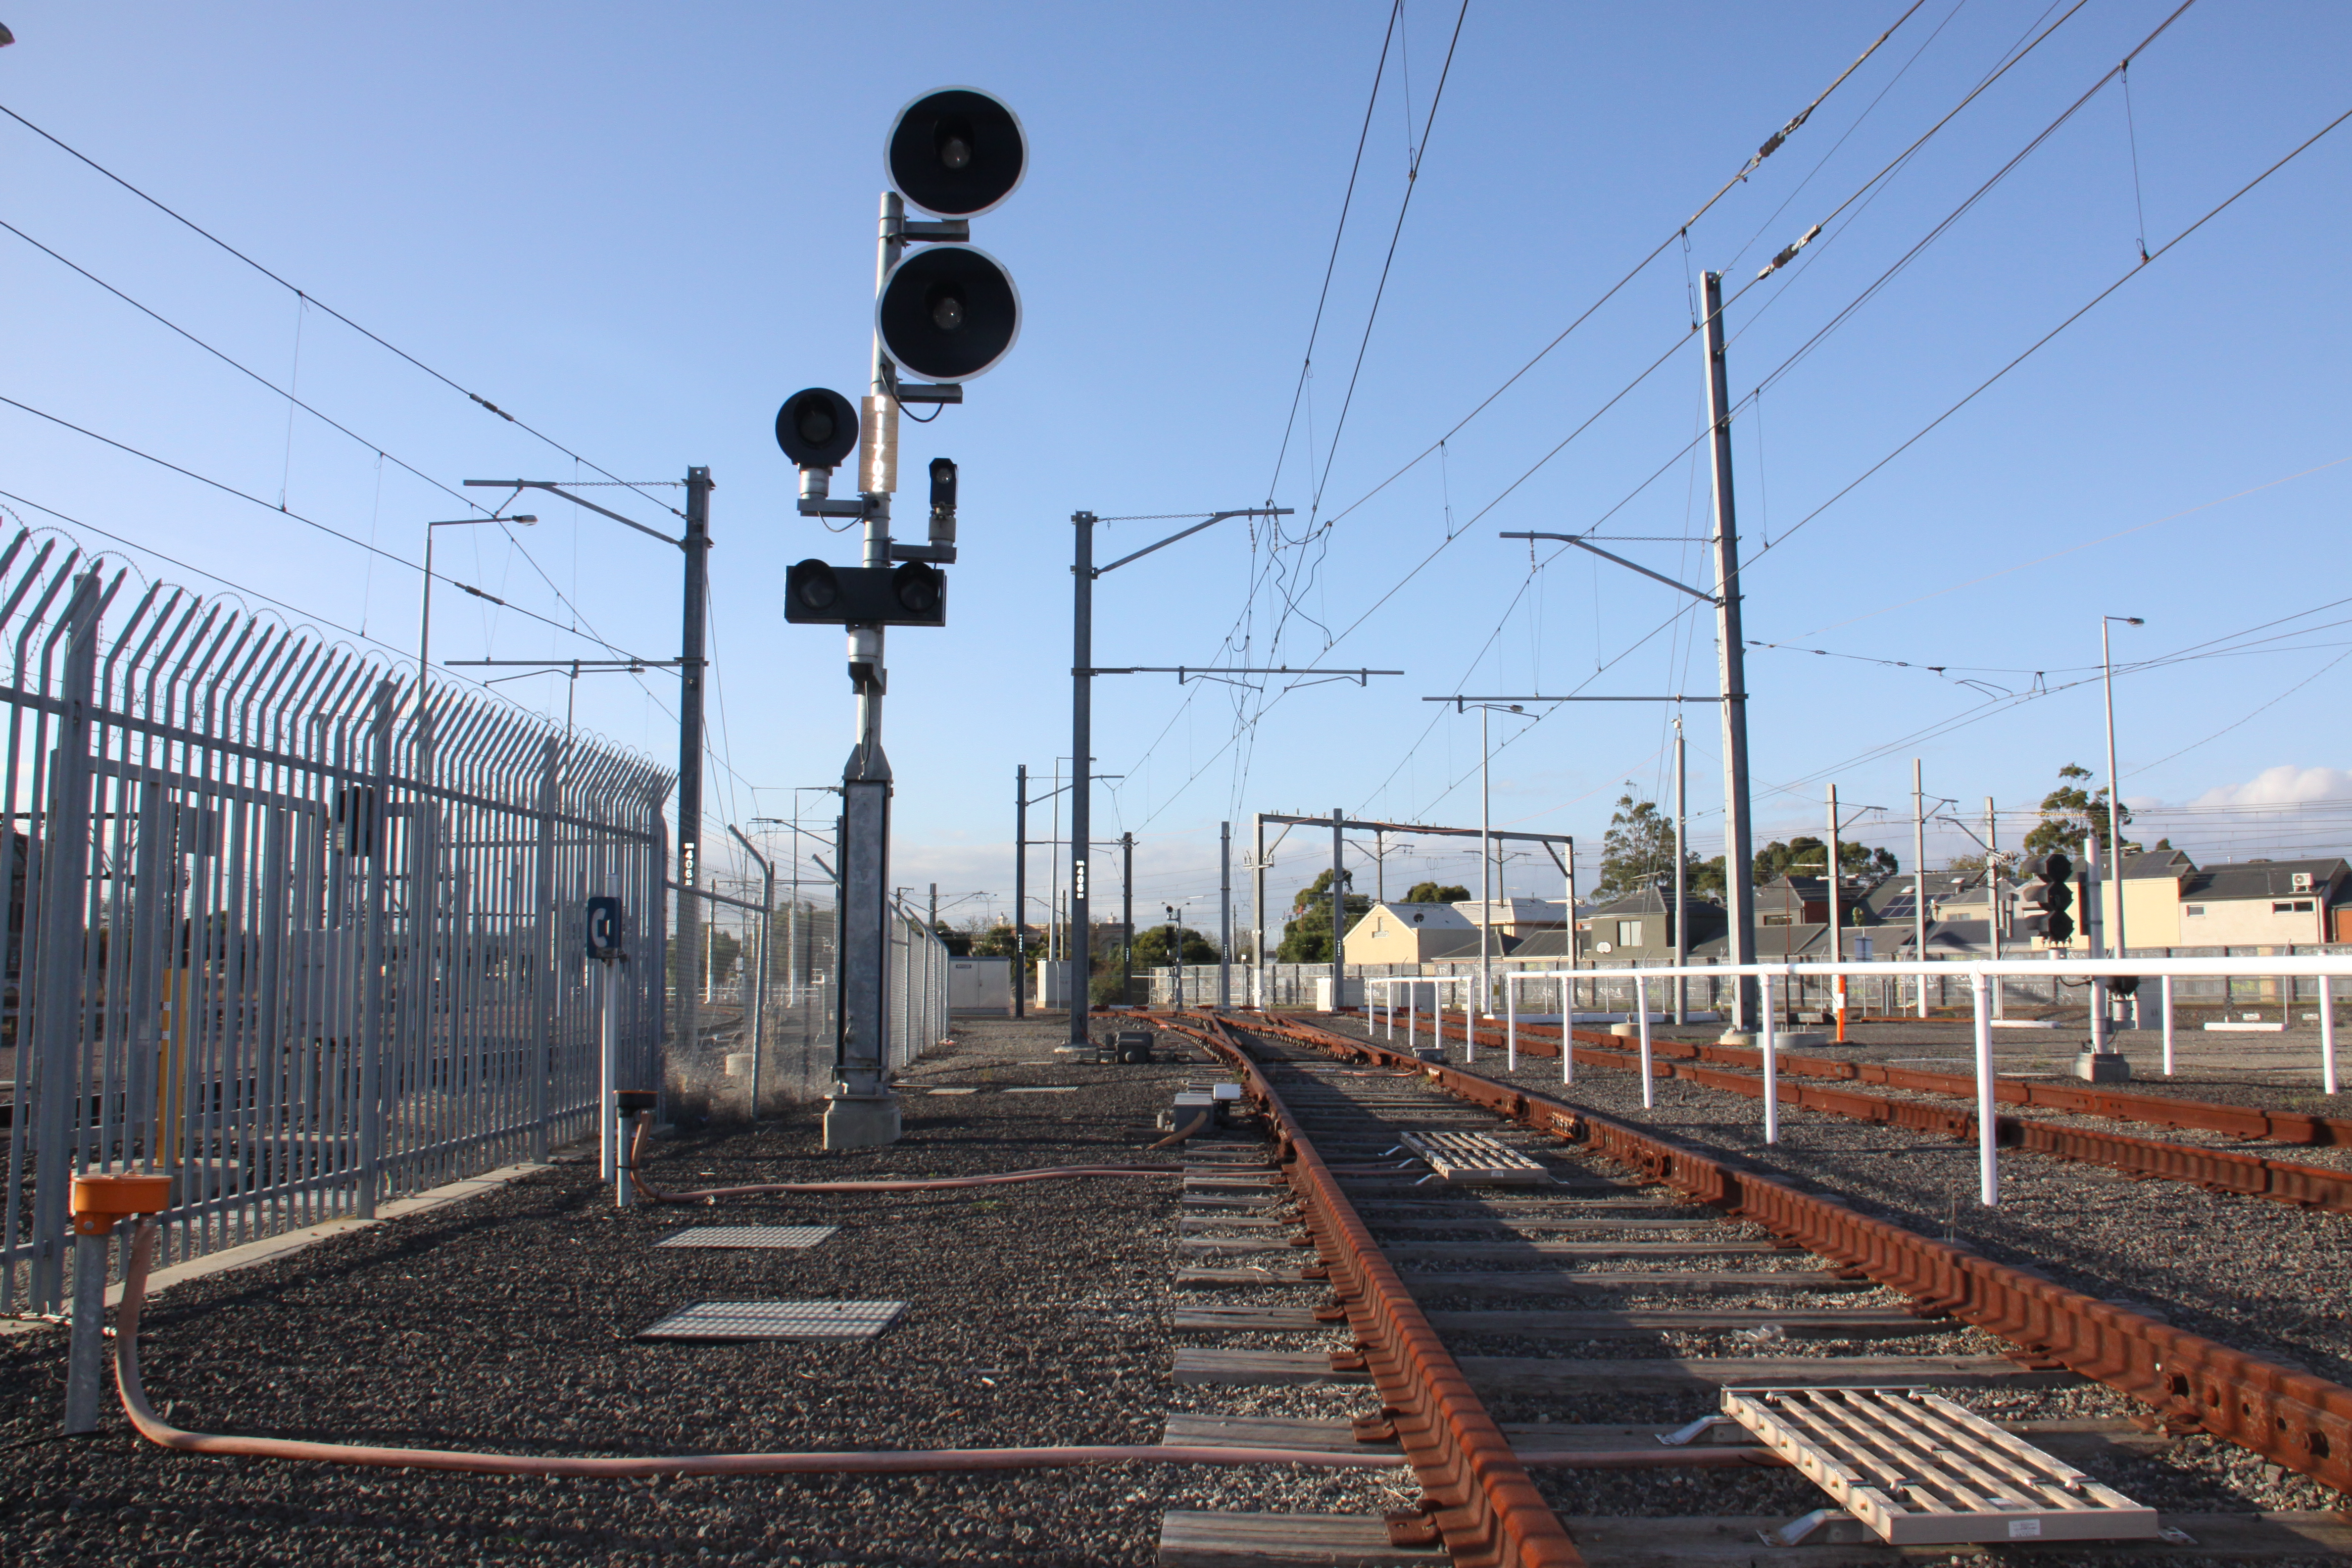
0;392;649;661
0;101;683;522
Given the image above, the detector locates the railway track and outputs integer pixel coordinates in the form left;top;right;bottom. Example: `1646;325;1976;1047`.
1155;1010;2352;1567
1365;1006;2352;1217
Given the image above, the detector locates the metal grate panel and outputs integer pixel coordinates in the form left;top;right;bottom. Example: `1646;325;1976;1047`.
1724;1386;2161;1545
639;1299;907;1341
1002;1085;1082;1094
1399;1130;1555;1185
654;1225;837;1250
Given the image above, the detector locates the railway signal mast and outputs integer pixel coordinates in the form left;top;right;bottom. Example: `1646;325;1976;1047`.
775;88;1027;1148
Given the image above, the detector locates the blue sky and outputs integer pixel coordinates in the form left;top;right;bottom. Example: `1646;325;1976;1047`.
3;1;2348;934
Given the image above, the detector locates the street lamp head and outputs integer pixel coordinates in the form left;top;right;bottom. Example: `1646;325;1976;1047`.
2124;617;2144;626
511;515;538;526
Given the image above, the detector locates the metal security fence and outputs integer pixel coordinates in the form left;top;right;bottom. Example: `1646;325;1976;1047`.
0;530;669;1314
669;889;946;1121
1157;948;2352;1017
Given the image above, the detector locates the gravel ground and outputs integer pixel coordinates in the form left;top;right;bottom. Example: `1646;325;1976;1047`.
0;1017;1347;1568
1301;1015;2352;1516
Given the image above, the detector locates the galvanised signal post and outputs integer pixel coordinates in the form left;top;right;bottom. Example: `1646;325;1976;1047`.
775;90;1027;1148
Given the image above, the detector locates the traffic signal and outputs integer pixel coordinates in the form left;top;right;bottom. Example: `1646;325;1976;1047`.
775;388;860;469
876;245;1021;382
784;559;948;627
2023;851;2075;945
886;88;1027;217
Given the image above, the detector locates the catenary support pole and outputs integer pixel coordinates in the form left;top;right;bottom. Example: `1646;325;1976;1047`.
1219;821;1232;1010
1972;968;1998;1206
1987;796;2005;1020
1826;783;1845;1042
1012;765;1027;1019
1252;815;1266;1010
676;465;712;1107
1329;807;1344;1009
1702;271;1757;1032
1069;511;1096;1049
1912;759;1928;1018
1673;718;1688;1026
1479;705;1493;1019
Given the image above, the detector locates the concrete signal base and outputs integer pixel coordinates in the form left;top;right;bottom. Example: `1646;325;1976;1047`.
824;1090;903;1149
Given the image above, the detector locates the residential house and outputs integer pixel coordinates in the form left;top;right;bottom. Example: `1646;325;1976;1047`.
1570;887;1726;962
2174;858;2352;947
2097;846;2197;948
1452;898;1570;939
1342;901;1488;965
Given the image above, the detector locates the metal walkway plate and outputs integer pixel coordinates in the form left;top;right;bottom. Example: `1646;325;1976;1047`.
1003;1085;1082;1093
654;1225;837;1250
1722;1386;2160;1545
1398;1131;1554;1185
639;1299;906;1341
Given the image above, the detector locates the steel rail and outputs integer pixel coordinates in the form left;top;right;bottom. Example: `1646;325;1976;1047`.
1163;1015;1585;1568
1387;1009;2352;1215
1247;1011;2352;1496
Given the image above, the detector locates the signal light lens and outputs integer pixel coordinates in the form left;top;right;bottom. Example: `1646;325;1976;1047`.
893;563;941;615
929;286;965;333
937;120;974;171
795;404;835;446
792;561;840;611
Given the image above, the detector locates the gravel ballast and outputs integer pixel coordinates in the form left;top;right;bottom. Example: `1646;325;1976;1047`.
0;1018;1326;1567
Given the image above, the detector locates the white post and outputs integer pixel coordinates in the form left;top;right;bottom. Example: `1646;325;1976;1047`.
602;959;627;1207
1636;974;1654;1109
1462;979;1475;1063
1506;974;1518;1070
2161;975;2175;1076
1562;977;1574;1087
597;959;615;1191
1409;984;1418;1054
2323;975;2338;1095
1760;973;1780;1144
1972;968;1998;1206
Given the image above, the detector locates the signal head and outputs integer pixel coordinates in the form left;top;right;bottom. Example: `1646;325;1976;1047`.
887;88;1027;217
876;246;1021;383
787;559;842;616
775;389;860;469
891;560;944;619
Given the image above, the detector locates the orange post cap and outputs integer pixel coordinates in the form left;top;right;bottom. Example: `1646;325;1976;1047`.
70;1172;173;1234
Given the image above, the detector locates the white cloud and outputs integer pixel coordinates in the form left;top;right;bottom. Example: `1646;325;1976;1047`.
2188;765;2352;810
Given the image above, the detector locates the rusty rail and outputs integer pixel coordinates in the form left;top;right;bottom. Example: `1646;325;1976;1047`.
1370;1010;2352;1216
1163;1015;1584;1568
1248;1011;2352;1497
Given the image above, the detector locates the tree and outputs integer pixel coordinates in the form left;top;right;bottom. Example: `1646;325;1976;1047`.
2023;763;2136;858
1752;836;1898;885
1593;792;1694;901
1278;870;1372;964
1402;880;1471;904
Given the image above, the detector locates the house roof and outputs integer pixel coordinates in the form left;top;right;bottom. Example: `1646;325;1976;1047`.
2180;858;2349;903
1357;900;1475;930
2122;847;2197;880
1453;898;1570;926
1584;887;1670;918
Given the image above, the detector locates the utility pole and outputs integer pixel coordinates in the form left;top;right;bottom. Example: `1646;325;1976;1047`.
1672;718;1688;1025
1912;758;1928;1018
1069;513;1095;1049
1121;831;1134;1008
674;467;712;1090
1219;821;1232;1010
1012;764;1027;1019
1702;271;1757;1034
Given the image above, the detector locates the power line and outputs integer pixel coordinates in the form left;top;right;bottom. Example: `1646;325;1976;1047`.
0;100;683;523
0;392;645;660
